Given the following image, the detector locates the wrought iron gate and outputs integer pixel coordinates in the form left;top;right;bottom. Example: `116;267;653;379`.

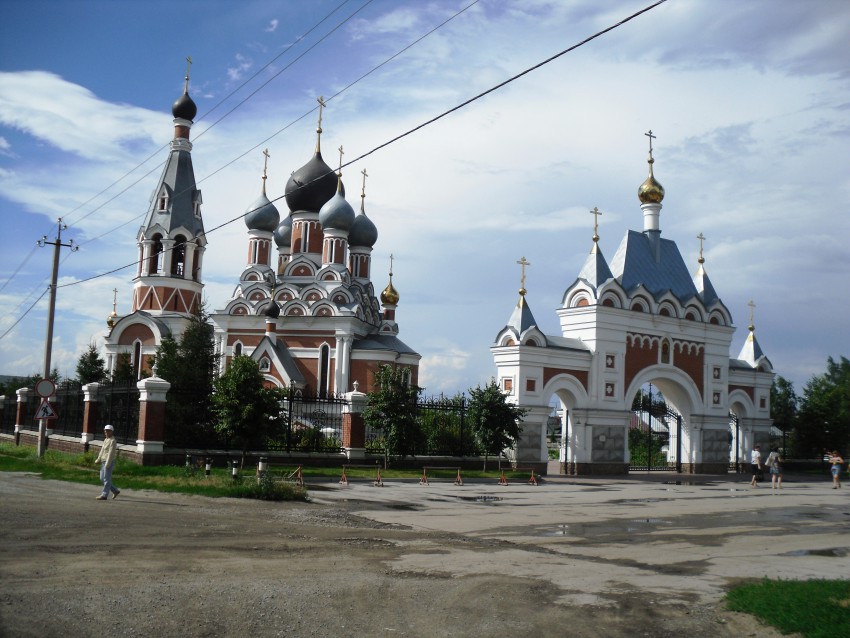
630;401;682;472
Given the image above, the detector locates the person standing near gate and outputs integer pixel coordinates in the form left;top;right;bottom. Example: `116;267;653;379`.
94;425;120;500
764;447;782;493
750;445;762;487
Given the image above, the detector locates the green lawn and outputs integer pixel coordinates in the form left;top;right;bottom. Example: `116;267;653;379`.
726;579;850;638
0;442;307;501
0;443;537;498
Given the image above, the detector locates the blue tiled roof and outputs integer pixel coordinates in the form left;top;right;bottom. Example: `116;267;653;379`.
609;230;698;303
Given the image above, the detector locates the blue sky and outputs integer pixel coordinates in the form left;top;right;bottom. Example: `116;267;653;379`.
1;0;849;397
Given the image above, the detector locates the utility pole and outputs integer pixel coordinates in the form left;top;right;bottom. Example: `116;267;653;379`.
36;218;78;457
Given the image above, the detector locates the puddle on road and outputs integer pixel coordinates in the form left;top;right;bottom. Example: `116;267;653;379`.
782;547;849;557
541;518;673;537
454;495;502;504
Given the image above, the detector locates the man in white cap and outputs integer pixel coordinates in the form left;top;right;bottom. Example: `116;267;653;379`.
94;425;120;500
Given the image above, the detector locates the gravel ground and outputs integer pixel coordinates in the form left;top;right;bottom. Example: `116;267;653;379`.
0;472;802;638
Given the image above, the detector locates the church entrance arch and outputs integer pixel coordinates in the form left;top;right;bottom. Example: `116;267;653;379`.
541;375;589;475
625;367;700;473
630;385;683;472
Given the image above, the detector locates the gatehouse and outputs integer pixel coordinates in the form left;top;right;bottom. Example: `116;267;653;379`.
492;135;773;475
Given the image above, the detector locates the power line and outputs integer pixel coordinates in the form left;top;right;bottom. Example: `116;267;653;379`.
59;0;666;290
0;0;366;322
4;0;667;336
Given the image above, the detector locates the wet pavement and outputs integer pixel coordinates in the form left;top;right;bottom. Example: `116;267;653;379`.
309;472;850;606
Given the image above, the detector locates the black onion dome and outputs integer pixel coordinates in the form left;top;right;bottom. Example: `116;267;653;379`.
318;191;355;232
349;210;378;247
265;299;281;319
244;192;280;232
274;215;292;248
172;91;197;121
285;152;343;213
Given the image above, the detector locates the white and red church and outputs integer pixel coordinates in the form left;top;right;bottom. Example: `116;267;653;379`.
103;77;420;395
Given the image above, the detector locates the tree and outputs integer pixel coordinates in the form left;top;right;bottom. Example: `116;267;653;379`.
467;379;527;470
211;356;281;461
770;375;798;453
76;343;107;384
363;364;422;459
112;353;136;383
152;306;219;447
795;356;850;458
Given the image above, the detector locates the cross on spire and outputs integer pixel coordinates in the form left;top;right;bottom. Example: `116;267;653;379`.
590;207;602;242
360;168;368;211
748;299;756;330
389;253;394;277
261;148;270;193
112;288;118;314
697;232;706;264
184;56;192;93
645;129;656;158
337;145;344;174
517;256;530;296
315;96;326;152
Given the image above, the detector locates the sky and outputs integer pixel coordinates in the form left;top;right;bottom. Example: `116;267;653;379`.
1;0;848;399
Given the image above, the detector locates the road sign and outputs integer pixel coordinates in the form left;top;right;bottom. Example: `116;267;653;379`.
35;378;56;398
35;399;58;420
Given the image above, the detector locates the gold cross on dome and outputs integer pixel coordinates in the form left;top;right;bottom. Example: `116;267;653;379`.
697;232;706;264
112;288;118;313
590;207;602;242
645;129;656;158
517;256;530;294
389;253;394;277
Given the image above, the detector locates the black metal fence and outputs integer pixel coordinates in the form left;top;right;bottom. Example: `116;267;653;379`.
98;381;140;445
2;383;486;458
0;393;18;435
50;380;84;438
268;389;348;453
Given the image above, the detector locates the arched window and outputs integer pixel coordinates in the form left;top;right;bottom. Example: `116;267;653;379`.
319;344;330;397
150;234;163;275
661;339;671;364
133;341;142;380
171;235;186;276
234;342;243;357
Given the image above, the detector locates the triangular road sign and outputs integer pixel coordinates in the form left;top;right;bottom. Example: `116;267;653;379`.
35;399;58;420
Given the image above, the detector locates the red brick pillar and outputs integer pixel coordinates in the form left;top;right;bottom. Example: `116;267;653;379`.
136;376;170;459
81;382;100;445
342;383;368;460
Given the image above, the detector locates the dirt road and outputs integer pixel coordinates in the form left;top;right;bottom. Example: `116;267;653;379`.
2;471;842;637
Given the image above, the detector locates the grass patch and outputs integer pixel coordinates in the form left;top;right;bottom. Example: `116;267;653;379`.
0;443;307;501
726;579;850;638
1;442;540;496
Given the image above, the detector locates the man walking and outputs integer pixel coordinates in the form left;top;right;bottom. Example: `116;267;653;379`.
94;424;120;500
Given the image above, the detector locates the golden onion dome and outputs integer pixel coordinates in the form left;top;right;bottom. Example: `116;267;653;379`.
106;311;117;329
380;279;399;305
638;156;665;204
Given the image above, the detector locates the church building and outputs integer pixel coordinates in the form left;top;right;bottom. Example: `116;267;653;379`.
103;74;420;395
492;134;774;474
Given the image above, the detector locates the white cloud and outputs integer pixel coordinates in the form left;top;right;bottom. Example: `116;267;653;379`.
265;19;279;33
